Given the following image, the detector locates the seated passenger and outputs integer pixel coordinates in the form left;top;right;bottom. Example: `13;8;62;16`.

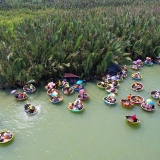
111;98;116;103
137;72;141;78
131;114;137;122
54;96;59;102
0;135;4;142
142;101;146;108
107;96;112;102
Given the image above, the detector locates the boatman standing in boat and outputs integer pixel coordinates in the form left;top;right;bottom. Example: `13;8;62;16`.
128;94;132;102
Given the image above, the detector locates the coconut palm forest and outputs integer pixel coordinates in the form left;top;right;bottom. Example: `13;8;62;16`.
0;0;160;88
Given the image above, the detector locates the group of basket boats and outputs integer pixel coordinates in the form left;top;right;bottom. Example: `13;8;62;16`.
45;80;89;112
14;58;160;117
1;58;160;144
97;58;160;124
1;81;89;144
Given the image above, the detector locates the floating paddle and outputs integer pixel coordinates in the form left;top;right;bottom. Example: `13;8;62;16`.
10;90;17;94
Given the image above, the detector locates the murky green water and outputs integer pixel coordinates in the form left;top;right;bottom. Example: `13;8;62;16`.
0;64;160;160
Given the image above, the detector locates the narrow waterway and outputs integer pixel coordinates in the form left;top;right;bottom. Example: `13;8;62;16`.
0;64;160;160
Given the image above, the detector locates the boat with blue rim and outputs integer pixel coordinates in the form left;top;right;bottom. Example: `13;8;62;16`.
103;96;117;105
23;84;36;93
50;96;63;104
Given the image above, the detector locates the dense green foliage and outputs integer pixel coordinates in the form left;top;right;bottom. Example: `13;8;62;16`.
0;0;160;87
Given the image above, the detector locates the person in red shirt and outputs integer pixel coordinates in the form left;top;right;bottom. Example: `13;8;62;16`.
131;114;137;122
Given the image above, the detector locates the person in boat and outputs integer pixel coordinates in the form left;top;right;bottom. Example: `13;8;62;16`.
15;93;21;98
145;57;151;64
3;132;12;139
18;92;23;99
111;98;116;103
62;79;67;87
25;104;29;110
53;96;59;102
65;82;69;88
136;96;140;102
69;103;73;109
107;96;112;102
116;72;120;80
133;64;138;69
65;87;72;95
101;82;105;87
74;98;80;105
152;104;155;109
30;84;34;91
77;102;82;110
28;104;34;113
137;83;142;90
0;135;4;142
58;80;62;86
48;82;55;89
50;89;57;95
110;85;116;92
155;91;160;98
127;94;132;102
131;114;137;122
111;80;117;87
76;84;80;89
137;72;141;78
146;104;151;110
6;132;12;139
68;87;73;93
63;88;68;94
141;101;146;108
121;69;126;76
125;100;130;106
155;57;160;63
106;74;111;82
23;92;27;98
81;92;87;99
133;83;138;89
123;65;127;70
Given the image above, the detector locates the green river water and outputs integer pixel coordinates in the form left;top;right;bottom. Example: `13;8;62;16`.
0;64;160;160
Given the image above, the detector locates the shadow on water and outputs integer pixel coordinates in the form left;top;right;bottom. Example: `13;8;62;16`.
125;121;141;129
